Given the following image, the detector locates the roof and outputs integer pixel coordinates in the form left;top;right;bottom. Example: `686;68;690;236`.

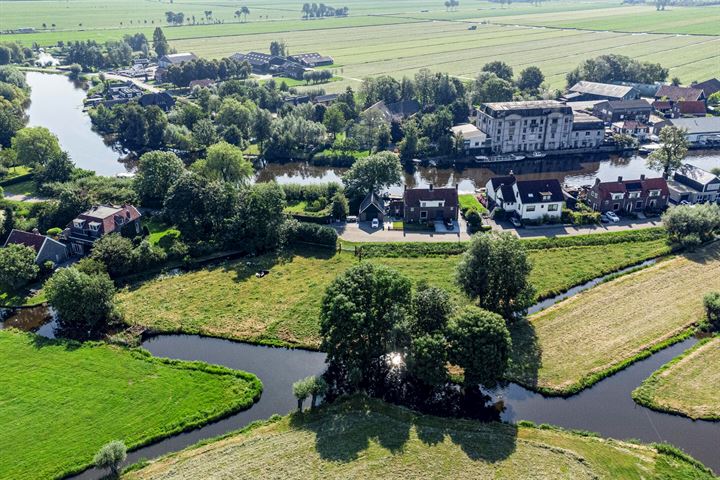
595;99;652;111
569;81;635;99
489;175;516;191
499;184;516;203
359;192;385;214
677;100;707;115
612;120;649;130
313;93;339;103
386;100;421;118
4;229;46;253
655;85;704;102
515;179;564;204
450;124;486;138
572;111;604;130
482;99;569;112
403;186;458;207
188;79;215;89
74;205;142;235
138;92;175;108
692;78;720;97
593;177;668;201
668;117;720;135
565;100;604;111
652;100;673;110
674;163;720;186
160;53;197;64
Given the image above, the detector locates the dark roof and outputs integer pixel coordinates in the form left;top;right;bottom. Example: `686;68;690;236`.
655;85;704;102
481;100;571;117
515;179;564;204
677;100;707;115
138;92;175;108
569;81;636;99
500;184;516;203
387;100;421;118
489;175;516;190
4;229;46;253
595;99;652;111
359;192;385;214
403;186;458;207
692;78;720;97
674;163;720;186
572;111;604;130
313;93;339;103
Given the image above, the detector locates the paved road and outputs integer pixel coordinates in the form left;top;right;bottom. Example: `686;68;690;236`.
337;220;472;243
98;73;160;93
3;194;46;203
491;217;663;238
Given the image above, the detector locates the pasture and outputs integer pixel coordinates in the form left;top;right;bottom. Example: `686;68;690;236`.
0;330;262;479
1;1;718;88
633;336;720;420
124;396;715;480
508;241;720;395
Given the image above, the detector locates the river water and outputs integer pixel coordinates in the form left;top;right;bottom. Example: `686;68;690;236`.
25;72;720;190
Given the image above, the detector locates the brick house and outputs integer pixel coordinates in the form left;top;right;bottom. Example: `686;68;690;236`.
587;176;669;213
3;229;69;265
62;205;142;256
403;185;459;224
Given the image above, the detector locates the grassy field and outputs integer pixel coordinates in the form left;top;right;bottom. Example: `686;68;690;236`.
124;396;714;480
633;336;720;420
508;241;720;395
0;329;262;479
1;1;718;87
2;179;38;197
117;236;670;348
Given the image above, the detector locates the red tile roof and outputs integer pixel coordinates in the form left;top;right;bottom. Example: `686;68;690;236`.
75;205;141;235
4;229;46;253
593;177;668;201
677;100;707;115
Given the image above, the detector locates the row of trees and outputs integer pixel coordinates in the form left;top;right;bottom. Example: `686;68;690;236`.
566;53;668;87
0;66;30;148
302;69;333;85
301;3;349;18
163;56;251;87
0;41;33;66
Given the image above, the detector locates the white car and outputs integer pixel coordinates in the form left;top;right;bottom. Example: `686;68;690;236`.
371;218;380;229
604;211;620;223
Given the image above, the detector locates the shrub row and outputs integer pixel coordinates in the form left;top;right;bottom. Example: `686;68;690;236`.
0;173;33;187
281;182;342;203
287;220;338;247
310;149;366;167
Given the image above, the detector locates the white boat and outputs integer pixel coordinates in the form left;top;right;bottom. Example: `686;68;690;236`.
528;151;546;159
511;153;526;161
490;153;526;162
474;155;490;162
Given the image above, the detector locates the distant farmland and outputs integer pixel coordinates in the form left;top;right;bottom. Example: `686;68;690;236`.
1;0;718;88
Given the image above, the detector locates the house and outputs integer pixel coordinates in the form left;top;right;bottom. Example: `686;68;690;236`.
652;100;677;119
566;81;639;102
288;52;334;67
692;78;720;99
570;111;605;148
359;192;385;222
402;184;459;224
485;176;564;221
157;53;198;69
611;120;650;141
476;100;574;154
668;164;720;204
3;229;69;265
312;93;339;106
676;100;707;117
62;205;142;256
450;124;488;152
665;117;720;145
364;100;421;123
654;85;705;104
274;60;307;80
587;175;669;213
138;92;175;111
592;99;652;123
231;52;275;73
188;78;215;89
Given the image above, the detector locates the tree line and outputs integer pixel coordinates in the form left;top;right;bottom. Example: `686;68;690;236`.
301;3;349;18
163;56;251;86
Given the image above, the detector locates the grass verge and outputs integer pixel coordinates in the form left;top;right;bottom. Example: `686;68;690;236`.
123;395;715;480
632;336;720;420
0;329;262;480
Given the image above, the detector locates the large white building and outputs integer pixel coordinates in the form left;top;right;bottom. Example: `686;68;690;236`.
485;175;564;221
476;101;575;154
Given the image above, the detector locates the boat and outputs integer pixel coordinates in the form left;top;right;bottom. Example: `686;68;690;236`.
474;155;490;162
528;151;546;159
511;153;526;161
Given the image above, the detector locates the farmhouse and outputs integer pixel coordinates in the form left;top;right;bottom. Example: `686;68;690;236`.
157;53;198;69
654;85;705;104
566;81;639;101
485;176;564;221
358;192;385;222
450;124;488;152
62;205;142;256
3;229;68;265
587;176;668;213
288;52;334;67
692;78;720;98
313;93;339;105
611;120;650;141
402;185;459;224
668;164;720;204
592;99;652;123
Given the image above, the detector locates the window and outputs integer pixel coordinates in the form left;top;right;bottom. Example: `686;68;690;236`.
613;203;620;211
73;219;85;229
89;223;99;232
71;243;83;255
548;204;558;211
420;211;428;220
526;205;536;212
636;201;643;209
649;190;660;197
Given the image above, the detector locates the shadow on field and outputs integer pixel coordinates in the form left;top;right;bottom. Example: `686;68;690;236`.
506;318;542;389
683;240;720;265
289;397;518;465
223;245;338;284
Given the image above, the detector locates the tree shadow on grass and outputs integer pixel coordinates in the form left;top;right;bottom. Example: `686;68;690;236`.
506;318;542;389
682;241;720;265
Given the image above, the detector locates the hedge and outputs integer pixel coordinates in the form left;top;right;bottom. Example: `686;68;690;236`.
311;149;368;167
0;173;33;187
289;221;338;247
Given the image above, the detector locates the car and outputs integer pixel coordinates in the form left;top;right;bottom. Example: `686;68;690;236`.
444;218;454;230
603;211;620;223
679;200;691;206
510;217;522;228
371;218;380;229
346;215;358;223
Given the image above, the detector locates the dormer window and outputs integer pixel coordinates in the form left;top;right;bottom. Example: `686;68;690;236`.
649;190;660;197
73;219;85;229
88;221;101;232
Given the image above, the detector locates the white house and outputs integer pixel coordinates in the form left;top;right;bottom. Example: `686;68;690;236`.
450;124;487;152
486;175;564;221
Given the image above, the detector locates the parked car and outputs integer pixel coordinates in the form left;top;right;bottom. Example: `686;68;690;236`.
603;211;620;223
371;218;380;229
346;215;358;223
510;217;522;228
444;218;454;230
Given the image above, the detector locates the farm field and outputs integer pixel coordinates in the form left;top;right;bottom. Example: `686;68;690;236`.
116;236;670;349
1;1;718;88
508;241;720;395
124;396;715;480
633;336;720;420
0;330;262;480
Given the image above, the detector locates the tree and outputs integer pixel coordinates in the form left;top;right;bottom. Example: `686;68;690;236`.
448;306;511;389
94;440;127;477
308;376;328;408
516;66;544;93
647;126;689;178
152;27;169;57
134;150;185;206
341;151;402;202
704;292;720;331
11;127;62;166
320;263;412;388
204;141;253;184
34;151;74;187
292;376;313;411
89;234;136;277
269;40;287;57
223;182;286;252
412;284;452;335
192;118;218;149
0;46;11;66
482;61;513;82
661;203;720;248
406;333;448;387
45;266;117;335
331;191;349;220
323;105;345;138
474;73;514;103
398;120;420;161
0;244;38;291
456;232;534;318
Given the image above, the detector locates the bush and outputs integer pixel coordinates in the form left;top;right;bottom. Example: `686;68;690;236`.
311;149;366;167
562;208;600;225
286;220;337;247
465;207;482;233
703;291;720;331
0;243;39;290
662;203;720;247
93;440;127;477
280;183;342;204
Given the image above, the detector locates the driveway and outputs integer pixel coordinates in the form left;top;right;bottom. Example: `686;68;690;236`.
489;217;663;238
337;220;472;243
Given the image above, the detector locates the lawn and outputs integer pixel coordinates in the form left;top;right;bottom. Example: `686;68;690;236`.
0;329;262;480
508;241;720;395
632;336;720;420
144;217;181;247
2;179;39;197
117;236;670;349
458;193;487;213
124;396;714;480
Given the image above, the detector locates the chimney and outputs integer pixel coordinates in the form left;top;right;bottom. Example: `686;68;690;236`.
595;178;601;186
32;228;39;234
429;184;433;191
455;183;459;190
617;176;623;183
640;174;646;181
